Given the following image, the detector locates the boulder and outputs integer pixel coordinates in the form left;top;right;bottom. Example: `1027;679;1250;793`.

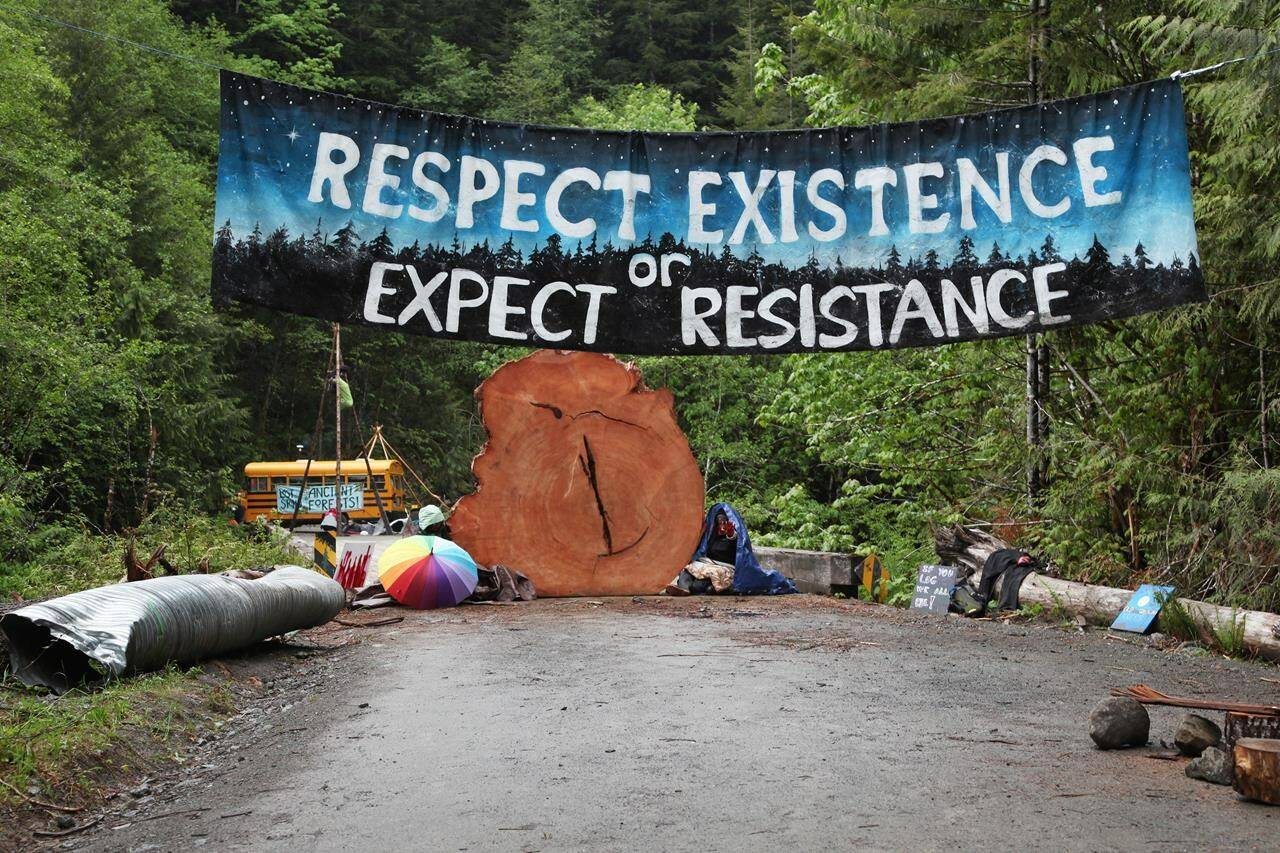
1174;713;1222;757
1186;746;1235;785
1089;697;1150;749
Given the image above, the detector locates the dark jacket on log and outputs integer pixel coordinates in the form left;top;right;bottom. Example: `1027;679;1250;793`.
976;549;1040;611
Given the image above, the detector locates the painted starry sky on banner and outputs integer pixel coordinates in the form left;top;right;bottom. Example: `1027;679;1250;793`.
214;73;1198;268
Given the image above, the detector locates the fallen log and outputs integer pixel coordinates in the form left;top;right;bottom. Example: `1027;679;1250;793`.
934;523;1280;662
451;351;705;597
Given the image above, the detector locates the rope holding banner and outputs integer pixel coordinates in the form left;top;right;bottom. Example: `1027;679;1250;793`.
0;1;224;71
1172;45;1280;81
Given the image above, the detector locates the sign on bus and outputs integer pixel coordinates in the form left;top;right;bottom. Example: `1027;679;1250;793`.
276;483;364;513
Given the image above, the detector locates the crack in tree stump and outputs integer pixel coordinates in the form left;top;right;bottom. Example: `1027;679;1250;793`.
451;351;705;597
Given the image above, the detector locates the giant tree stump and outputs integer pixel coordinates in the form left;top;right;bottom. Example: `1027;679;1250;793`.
1234;738;1280;805
451;351;705;597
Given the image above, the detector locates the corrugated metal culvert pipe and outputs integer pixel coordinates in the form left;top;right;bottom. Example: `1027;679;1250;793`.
1;566;345;693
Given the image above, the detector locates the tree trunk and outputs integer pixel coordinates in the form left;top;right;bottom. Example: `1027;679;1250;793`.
451;351;705;597
1234;738;1280;805
934;523;1280;661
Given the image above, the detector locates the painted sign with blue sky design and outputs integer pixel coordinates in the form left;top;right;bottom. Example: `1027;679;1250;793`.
213;71;1205;355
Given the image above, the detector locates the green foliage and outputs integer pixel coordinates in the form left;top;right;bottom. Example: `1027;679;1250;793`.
497;0;604;123
1210;609;1249;659
402;37;495;115
572;83;698;131
0;505;298;601
1157;594;1198;642
234;0;349;89
716;0;801;130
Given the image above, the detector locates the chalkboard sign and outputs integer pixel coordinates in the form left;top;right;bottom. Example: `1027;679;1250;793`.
910;564;958;615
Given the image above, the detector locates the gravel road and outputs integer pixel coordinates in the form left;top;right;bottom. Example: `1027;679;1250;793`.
74;596;1279;851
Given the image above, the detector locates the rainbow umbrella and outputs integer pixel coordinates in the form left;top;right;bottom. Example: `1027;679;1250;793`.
378;535;479;609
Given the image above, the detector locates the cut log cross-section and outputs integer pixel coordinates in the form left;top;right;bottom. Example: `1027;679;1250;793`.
1234;738;1280;805
451;351;705;597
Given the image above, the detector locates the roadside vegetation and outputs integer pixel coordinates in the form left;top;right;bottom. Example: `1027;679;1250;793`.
0;667;233;843
1;506;297;601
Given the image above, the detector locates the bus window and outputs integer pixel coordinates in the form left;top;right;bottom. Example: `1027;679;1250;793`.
247;477;269;492
371;475;386;490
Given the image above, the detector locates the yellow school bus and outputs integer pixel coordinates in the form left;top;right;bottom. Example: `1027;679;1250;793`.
236;459;406;526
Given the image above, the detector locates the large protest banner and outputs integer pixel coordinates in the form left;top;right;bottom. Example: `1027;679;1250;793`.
213;71;1205;355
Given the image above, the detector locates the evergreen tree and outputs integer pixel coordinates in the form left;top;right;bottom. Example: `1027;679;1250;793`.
1133;241;1150;270
368;227;395;257
1084;235;1110;270
330;220;360;257
216;220;234;249
403;37;495;115
715;0;795;129
497;0;603;123
235;0;350;89
1040;234;1062;263
496;234;522;269
309;218;328;253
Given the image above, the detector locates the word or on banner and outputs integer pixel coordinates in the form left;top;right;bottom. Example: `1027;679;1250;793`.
911;564;958;615
213;72;1205;355
276;483;364;513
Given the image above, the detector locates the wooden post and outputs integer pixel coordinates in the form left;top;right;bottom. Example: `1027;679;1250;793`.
333;323;343;528
1261;344;1270;469
1024;0;1048;506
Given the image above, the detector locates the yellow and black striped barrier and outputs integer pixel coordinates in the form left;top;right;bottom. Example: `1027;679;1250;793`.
861;553;889;603
314;530;337;577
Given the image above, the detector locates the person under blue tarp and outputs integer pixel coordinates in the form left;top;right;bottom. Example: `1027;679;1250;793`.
691;503;797;595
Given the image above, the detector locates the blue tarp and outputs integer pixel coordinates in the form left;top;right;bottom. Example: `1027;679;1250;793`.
692;503;797;595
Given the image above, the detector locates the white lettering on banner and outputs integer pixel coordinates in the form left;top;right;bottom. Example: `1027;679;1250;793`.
363;265;617;344
307;131;1123;246
675;263;1073;349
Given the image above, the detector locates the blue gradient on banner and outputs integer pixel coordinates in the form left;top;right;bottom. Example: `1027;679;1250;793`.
214;74;1198;271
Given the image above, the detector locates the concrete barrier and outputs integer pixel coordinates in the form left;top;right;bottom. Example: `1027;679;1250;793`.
754;546;855;596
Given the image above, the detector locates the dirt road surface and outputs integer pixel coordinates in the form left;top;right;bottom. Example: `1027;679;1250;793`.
72;596;1278;851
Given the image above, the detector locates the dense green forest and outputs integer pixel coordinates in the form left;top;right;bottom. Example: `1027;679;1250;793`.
0;0;1277;610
